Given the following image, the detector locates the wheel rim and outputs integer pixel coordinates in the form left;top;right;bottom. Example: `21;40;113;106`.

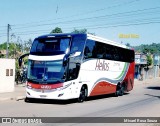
121;86;124;95
116;84;124;96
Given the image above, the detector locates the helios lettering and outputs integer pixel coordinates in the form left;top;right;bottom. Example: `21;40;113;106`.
95;59;109;71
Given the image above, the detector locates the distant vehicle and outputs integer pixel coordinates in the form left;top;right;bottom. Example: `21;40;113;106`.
19;33;135;102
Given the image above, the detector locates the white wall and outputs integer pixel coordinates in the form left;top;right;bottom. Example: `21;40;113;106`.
0;59;15;93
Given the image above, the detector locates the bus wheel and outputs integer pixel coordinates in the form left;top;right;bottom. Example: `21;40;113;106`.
25;97;32;103
115;83;124;96
78;86;87;103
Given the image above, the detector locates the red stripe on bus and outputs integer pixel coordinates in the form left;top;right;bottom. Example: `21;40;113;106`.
27;82;63;89
89;81;116;96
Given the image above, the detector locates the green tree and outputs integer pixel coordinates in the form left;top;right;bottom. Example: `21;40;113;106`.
50;27;63;33
0;42;7;50
142;48;150;54
146;54;153;66
0;42;23;59
24;39;32;53
133;43;160;55
126;43;131;47
71;28;87;34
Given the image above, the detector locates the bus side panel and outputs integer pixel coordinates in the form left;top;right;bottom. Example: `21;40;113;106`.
79;60;125;97
123;62;135;92
89;81;116;96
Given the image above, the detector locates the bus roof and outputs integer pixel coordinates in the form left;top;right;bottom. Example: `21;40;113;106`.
87;34;128;49
36;33;129;49
36;33;86;39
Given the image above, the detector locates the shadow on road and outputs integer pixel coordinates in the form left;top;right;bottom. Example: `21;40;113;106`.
146;86;160;90
144;94;160;99
24;98;78;105
86;93;129;102
24;93;130;105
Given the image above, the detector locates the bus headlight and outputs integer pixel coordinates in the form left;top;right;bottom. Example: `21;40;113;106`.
27;83;32;89
58;82;72;90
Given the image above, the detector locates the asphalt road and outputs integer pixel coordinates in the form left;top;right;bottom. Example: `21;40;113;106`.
0;79;160;126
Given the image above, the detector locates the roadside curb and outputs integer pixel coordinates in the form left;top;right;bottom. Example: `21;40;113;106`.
0;97;12;101
0;96;25;102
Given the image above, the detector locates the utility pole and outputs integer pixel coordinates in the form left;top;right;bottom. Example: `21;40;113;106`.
6;24;10;58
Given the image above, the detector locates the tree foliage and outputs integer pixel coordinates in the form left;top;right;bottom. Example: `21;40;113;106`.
133;43;160;54
24;39;32;53
71;28;95;35
146;54;153;66
125;43;131;47
50;27;63;33
0;39;32;58
71;28;87;34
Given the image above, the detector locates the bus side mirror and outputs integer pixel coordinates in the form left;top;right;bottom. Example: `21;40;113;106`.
70;51;81;58
18;58;22;67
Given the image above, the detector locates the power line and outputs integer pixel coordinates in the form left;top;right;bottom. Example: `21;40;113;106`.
11;16;160;35
9;12;160;36
12;20;160;37
66;16;160;29
87;21;160;29
0;25;6;28
3;9;160;37
11;0;141;27
1;1;160;40
0;35;6;37
12;6;160;30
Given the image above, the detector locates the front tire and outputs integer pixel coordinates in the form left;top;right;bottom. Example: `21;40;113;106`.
78;86;87;103
24;97;32;103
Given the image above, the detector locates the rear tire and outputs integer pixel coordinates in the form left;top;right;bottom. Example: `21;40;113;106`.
115;83;125;96
78;86;87;103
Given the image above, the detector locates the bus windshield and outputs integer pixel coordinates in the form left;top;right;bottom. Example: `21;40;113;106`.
28;60;65;83
30;37;70;55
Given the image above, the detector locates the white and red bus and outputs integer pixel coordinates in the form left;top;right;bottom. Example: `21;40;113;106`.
19;33;135;102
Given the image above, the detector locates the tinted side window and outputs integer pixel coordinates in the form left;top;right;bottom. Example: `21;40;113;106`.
70;36;85;54
96;42;104;59
119;48;134;63
84;39;134;63
84;39;96;59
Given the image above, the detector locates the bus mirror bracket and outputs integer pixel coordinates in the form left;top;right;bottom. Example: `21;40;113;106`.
18;53;29;67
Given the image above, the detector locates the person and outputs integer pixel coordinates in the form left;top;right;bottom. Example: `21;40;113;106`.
138;67;143;81
21;66;27;83
15;69;21;84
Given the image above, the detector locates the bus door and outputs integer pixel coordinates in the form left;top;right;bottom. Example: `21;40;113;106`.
67;35;86;81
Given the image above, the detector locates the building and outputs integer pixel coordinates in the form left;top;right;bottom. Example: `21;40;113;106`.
135;53;147;79
0;59;15;93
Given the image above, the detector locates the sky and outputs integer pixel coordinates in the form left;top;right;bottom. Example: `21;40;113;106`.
0;0;160;46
